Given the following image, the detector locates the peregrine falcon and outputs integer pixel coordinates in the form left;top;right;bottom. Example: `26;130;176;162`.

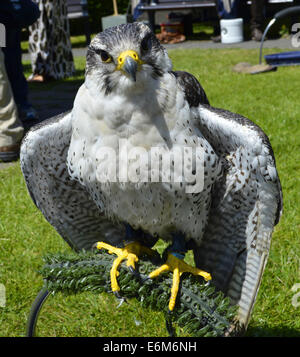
20;22;282;329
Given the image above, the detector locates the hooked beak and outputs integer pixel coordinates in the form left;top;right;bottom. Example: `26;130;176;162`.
123;56;138;82
117;50;143;82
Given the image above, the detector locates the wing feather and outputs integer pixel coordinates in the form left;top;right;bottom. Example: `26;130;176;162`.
174;71;282;328
20;111;125;251
172;71;210;106
192;105;282;328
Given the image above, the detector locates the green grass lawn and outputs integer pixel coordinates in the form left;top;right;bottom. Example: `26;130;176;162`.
0;47;299;337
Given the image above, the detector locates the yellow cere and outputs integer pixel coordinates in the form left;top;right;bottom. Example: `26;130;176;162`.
117;50;144;70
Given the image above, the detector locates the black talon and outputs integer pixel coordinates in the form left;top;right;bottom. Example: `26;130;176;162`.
113;291;122;299
141;276;153;286
113;291;127;308
129;265;139;277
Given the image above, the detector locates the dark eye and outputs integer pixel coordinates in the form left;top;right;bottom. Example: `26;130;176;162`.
99;50;112;63
90;46;112;63
141;36;151;53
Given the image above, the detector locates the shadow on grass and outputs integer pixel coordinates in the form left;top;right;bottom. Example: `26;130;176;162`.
22;63;86;131
22;63;85;83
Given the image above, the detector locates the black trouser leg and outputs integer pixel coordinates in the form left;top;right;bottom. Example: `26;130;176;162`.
250;0;265;31
2;27;30;109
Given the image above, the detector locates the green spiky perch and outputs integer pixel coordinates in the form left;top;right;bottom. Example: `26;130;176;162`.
39;250;240;337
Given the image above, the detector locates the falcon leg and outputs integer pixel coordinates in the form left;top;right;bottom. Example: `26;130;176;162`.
96;225;156;296
148;233;211;311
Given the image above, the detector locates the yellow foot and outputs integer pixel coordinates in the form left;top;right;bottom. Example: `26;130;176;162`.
149;253;211;311
96;241;155;294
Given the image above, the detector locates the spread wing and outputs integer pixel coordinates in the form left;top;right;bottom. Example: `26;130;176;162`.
20;111;125;251
195;106;282;328
176;72;282;328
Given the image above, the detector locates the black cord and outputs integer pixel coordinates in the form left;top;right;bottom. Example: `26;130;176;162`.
26;285;50;337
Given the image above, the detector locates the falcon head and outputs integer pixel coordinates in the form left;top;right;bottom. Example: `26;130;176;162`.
85;22;172;94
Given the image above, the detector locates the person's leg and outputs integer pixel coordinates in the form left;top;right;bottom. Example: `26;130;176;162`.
28;0;75;81
0;49;24;161
2;27;29;109
250;0;265;41
215;0;240;19
2;26;38;121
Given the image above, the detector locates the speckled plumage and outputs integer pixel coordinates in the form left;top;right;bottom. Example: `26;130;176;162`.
20;22;282;328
